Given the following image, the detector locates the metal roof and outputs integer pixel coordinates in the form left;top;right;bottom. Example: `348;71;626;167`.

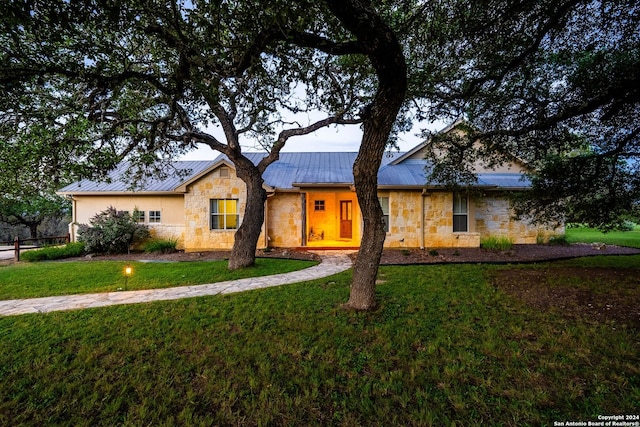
59;151;529;194
476;173;530;188
58;161;215;194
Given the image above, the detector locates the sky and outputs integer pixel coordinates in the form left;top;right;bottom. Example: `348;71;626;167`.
180;119;449;160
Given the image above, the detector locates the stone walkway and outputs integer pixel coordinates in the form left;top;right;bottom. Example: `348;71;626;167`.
0;251;354;317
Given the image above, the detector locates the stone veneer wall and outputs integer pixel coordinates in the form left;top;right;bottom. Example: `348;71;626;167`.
183;168;253;251
383;191;422;248
385;191;561;248
422;192;480;248
384;190;480;248
266;193;303;247
473;195;563;244
179;176;561;251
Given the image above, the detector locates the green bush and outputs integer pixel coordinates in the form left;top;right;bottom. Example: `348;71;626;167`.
143;238;178;254
78;207;150;254
481;236;514;251
547;234;569;246
21;242;86;262
619;220;637;231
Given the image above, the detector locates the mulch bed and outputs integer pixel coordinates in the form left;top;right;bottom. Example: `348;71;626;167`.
61;247;323;263
376;243;640;265
6;243;639;265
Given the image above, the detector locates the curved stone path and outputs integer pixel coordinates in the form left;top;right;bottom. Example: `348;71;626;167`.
0;251;354;317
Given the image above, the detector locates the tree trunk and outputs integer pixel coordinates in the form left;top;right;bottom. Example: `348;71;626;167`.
325;0;408;310
28;223;38;239
228;163;267;270
348;149;387;310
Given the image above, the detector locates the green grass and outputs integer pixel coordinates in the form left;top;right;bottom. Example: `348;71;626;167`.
566;225;640;248
1;257;638;426
0;258;316;300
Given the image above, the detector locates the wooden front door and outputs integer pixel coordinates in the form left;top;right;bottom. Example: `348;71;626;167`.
340;200;352;239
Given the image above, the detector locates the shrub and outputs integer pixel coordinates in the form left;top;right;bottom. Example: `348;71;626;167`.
481;236;513;251
21;242;86;262
428;249;439;256
143;238;178;254
547;234;569;246
619;220;636;232
78;207;150;254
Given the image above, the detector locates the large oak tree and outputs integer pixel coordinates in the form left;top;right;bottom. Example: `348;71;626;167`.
415;0;640;230
4;0;636;311
1;0;365;269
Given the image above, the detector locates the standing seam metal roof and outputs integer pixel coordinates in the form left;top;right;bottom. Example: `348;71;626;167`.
58;152;529;193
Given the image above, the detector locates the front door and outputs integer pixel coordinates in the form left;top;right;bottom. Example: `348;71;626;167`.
340;200;352;239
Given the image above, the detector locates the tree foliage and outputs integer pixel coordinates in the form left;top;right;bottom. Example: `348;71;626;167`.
0;127;72;238
417;0;640;230
1;0;373;268
1;0;366;174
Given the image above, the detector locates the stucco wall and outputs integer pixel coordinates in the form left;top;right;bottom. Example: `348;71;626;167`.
69;194;185;248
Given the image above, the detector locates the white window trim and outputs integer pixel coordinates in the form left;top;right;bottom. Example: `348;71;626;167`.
148;210;162;224
210;199;239;230
453;193;469;233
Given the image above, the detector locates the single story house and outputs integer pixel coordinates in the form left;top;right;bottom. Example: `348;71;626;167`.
58;139;561;251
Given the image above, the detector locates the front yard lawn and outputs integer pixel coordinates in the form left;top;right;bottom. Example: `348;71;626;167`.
0;258;317;300
1;255;638;426
566;225;640;248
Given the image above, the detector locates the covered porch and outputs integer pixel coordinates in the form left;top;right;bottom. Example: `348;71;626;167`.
302;189;361;248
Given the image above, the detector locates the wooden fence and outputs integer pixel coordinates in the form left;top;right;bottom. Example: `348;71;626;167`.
0;234;71;262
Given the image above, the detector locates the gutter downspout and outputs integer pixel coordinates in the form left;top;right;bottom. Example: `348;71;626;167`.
264;191;276;249
67;195;77;242
420;189;427;250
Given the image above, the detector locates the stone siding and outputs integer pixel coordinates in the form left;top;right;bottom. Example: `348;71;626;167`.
183;167;251;251
266;193;303;247
422;192;480;248
383;191;422;248
473;195;563;244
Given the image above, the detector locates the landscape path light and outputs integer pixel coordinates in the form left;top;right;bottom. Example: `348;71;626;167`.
124;264;133;290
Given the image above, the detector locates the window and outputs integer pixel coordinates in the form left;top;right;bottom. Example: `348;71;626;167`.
219;166;230;178
314;200;325;211
133;210;145;223
379;197;389;232
149;210;161;224
211;199;239;230
453;193;468;232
